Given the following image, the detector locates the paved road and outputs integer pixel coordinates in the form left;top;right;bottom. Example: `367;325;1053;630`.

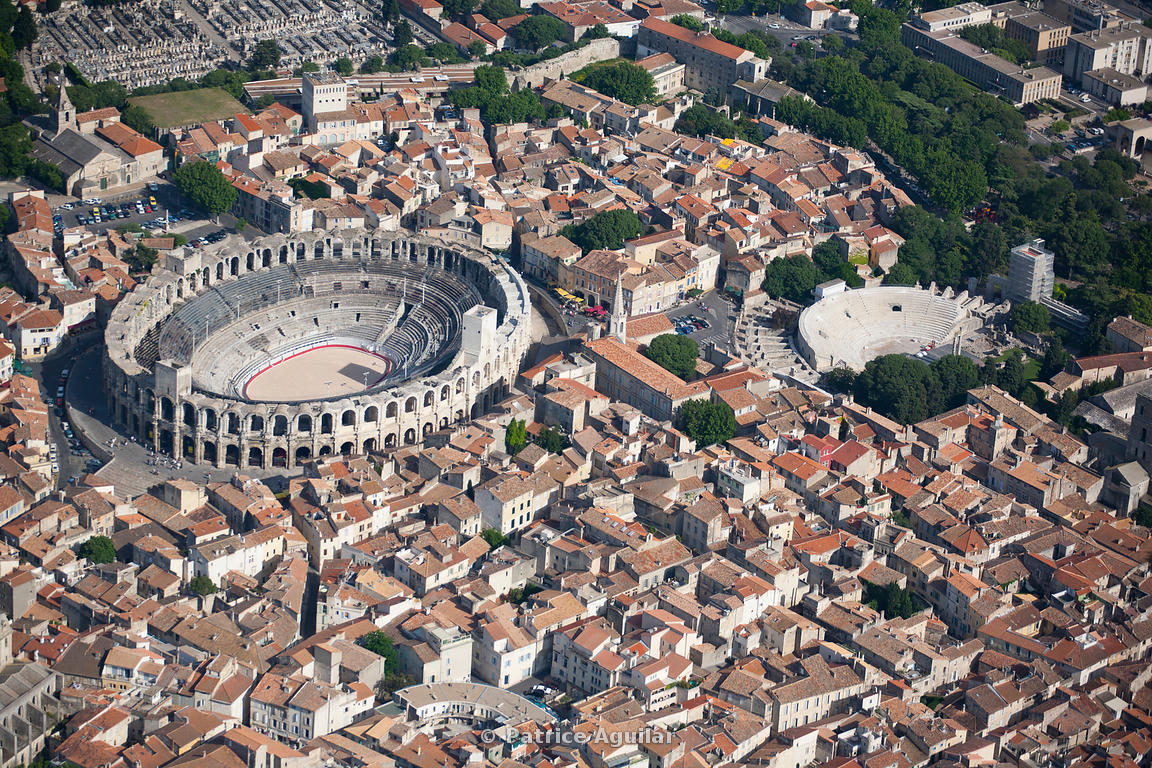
717;12;838;43
21;335;103;488
66;343;292;498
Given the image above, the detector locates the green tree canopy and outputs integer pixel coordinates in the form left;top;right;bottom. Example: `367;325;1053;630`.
678;399;736;448
674;104;737;140
561;209;642;253
174;160;238;218
645;333;699;380
11;4;34;50
481;527;508;548
247;40;282;71
579;61;657;106
480;0;523;18
78;535;116;564
1012;300;1051;334
515;15;564;50
669;13;703;31
189;575;217;595
538;426;569;453
761;253;821;304
394;19;414;47
505;418;526;454
852;353;981;424
334;57;354;76
359;631;399;674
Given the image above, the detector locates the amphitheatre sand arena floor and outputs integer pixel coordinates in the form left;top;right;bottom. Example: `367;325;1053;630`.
243;345;394;401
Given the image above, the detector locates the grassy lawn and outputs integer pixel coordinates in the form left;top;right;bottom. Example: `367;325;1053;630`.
569;58;629;83
993;349;1042;380
128;88;248;130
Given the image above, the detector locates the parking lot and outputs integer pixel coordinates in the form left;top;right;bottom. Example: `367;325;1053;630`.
55;181;191;234
667;291;734;354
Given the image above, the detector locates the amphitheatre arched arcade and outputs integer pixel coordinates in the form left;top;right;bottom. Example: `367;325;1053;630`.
103;230;531;470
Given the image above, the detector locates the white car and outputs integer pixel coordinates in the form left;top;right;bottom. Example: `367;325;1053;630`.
410;75;425;83
769;23;780;28
434;74;449;82
1080;94;1092;102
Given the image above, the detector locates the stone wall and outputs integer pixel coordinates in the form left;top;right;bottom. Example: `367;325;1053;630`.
513;38;624;90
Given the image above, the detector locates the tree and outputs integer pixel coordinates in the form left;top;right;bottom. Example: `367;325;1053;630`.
234;217;247;232
824;367;857;393
44;0;62;12
562;209;642;252
468;40;489;59
442;0;477;16
579;61;657;106
1012;300;1050;334
863;579;918;619
761;253;821;304
1041;336;1070;378
295;61;320;76
382;0;400;24
334;57;354;76
678;399;736;448
247;40;282;71
481;527;508;548
359;631;399;674
394;19;414;47
361;55;384;74
853;354;940;424
930;355;979;411
675;104;737;139
505;418;526;454
173;161;238;218
669;13;703;31
515;15;564;50
538;426;569;453
189;575;217;595
78;535;116;564
121;104;155;135
584;22;609;39
474;64;508;96
480;0;522;18
1049;119;1070;134
645;334;699;380
11;5;35;50
1104;107;1132;123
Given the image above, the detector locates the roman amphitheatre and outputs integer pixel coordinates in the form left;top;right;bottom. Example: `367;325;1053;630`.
103;230;531;470
796;285;993;372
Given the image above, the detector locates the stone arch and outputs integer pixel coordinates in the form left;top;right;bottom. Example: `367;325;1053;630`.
321;413;334;434
340;441;354;455
363;437;376;453
423;422;433;436
272;447;287;467
250;415;264;433
247;446;264;468
230;256;239;276
440;417;449;428
298;414;312;432
423;391;434;407
182;402;195;427
364;405;379;422
182;435;195;458
295;446;311;463
441;385;450;401
204;409;218;432
386;401;398;418
404;428;416;444
160;397;174;422
405;397;417;413
225;444;240;465
319;445;333;456
385;433;397;448
226;412;240;434
273;415;288;436
341;409;356;426
216;262;224;280
203;441;217;464
456;377;465;394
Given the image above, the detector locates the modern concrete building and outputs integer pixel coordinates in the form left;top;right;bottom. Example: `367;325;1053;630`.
1063;23;1152;86
901;23;1063;105
1082;67;1148;105
988;2;1072;66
